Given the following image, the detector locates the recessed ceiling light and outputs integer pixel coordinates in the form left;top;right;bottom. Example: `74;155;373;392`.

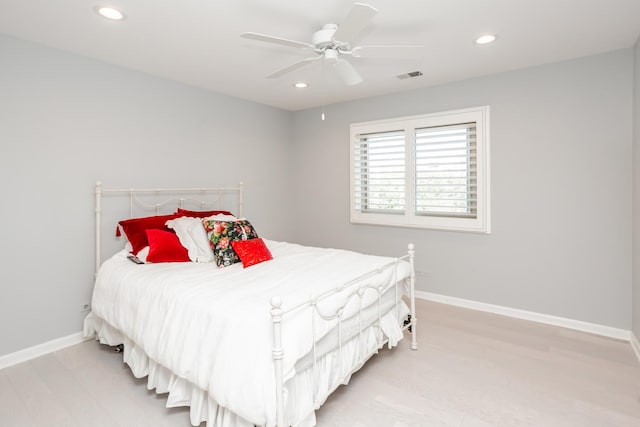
94;6;126;21
475;34;497;45
293;82;308;89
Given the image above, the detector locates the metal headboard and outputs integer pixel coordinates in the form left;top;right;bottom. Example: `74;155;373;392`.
94;181;244;274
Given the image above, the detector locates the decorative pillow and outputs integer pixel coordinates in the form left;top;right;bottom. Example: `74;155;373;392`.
118;214;180;255
231;238;273;268
176;208;234;218
145;229;190;263
202;218;259;267
165;217;214;263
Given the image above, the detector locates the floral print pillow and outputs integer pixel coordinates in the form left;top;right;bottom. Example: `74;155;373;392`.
202;218;259;267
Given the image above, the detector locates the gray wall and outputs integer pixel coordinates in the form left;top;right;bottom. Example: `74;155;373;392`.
0;34;293;357
1;33;636;359
290;49;634;329
633;36;640;340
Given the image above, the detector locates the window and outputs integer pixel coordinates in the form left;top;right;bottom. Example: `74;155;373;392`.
350;106;490;233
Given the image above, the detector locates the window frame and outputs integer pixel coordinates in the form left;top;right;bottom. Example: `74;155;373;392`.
350;106;491;233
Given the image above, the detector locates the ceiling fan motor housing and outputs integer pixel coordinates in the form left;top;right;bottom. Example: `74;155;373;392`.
312;24;339;49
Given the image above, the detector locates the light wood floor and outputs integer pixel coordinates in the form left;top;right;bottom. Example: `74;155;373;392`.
1;299;639;427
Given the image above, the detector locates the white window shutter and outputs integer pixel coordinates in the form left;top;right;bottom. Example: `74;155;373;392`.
353;130;405;214
415;123;477;218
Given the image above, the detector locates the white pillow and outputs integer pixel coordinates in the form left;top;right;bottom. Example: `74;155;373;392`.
202;214;237;222
165;217;213;263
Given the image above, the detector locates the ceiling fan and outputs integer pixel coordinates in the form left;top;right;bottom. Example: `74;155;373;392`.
240;3;424;86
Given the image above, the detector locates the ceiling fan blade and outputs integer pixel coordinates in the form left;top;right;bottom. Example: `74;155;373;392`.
267;56;320;79
352;45;425;59
333;59;363;86
333;3;378;45
241;32;314;50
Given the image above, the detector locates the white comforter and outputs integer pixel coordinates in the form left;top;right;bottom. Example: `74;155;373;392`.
85;240;410;426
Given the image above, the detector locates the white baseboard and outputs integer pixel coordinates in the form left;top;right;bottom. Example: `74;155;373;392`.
0;332;89;370
631;332;640;364
415;291;631;341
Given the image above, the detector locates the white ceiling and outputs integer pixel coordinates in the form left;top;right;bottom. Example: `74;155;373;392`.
1;0;639;111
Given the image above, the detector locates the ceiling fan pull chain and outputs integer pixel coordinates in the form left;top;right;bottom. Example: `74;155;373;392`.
321;60;326;121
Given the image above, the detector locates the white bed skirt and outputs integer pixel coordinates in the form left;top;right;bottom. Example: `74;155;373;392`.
84;313;258;427
84;304;408;427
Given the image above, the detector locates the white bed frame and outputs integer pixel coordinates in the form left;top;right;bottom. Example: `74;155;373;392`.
93;181;418;427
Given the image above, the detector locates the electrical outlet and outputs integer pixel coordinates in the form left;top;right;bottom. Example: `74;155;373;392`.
81;303;91;312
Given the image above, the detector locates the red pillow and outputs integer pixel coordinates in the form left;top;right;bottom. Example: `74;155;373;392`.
231;238;273;268
118;214;180;255
145;229;190;263
175;208;234;218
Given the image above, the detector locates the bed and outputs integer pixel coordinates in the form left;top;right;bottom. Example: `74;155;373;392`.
83;182;418;427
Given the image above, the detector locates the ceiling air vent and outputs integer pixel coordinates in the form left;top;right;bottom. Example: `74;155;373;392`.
396;71;423;80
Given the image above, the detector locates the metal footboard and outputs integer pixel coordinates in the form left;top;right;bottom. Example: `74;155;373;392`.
270;243;417;427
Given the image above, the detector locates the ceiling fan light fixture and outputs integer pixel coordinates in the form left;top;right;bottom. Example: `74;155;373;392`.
324;49;339;61
475;34;497;45
94;5;126;21
293;82;309;89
